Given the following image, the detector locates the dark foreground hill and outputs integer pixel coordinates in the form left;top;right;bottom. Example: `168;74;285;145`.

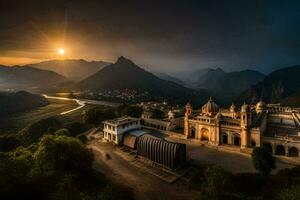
0;65;67;92
78;56;212;105
237;65;300;106
0;91;48;116
29;59;110;81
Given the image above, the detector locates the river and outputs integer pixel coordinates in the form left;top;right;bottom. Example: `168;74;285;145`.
42;94;121;115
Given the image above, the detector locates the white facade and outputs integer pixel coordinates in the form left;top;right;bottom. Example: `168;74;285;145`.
103;117;141;144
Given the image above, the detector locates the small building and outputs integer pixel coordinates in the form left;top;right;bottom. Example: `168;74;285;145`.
103;116;141;144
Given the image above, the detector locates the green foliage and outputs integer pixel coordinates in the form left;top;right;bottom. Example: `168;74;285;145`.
83;107;116;126
68;122;89;136
77;134;88;144
117;104;143;118
252;147;276;176
202;166;233;199
150;108;165;119
0;135;20;152
34;135;94;174
54;128;70;136
277;185;300;200
20;117;61;145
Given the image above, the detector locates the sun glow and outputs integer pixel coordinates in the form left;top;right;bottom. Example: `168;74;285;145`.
57;48;65;56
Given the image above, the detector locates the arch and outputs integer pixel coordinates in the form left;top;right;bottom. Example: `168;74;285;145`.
275;145;285;156
201;128;209;140
251;140;256;147
222;133;228;144
233;134;241;146
263;142;273;153
190;127;196;139
289;147;299;157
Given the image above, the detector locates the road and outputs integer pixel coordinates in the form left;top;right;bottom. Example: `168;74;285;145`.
42;94;120;115
89;140;198;200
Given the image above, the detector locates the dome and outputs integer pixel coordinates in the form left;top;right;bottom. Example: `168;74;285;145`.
229;103;237;113
256;101;266;112
202;97;219;114
241;102;249;113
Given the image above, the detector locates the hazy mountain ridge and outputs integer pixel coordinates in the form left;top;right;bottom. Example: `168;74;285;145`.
78;56;212;105
153;72;185;85
29;59;111;81
0;65;67;92
237;65;300;106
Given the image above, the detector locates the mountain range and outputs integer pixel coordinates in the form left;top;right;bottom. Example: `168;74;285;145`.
237;65;300;106
0;65;67;92
29;59;110;81
0;57;299;107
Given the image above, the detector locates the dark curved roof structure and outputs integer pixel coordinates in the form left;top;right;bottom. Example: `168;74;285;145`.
137;134;186;169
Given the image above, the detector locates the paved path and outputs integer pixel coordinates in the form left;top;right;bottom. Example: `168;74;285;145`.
166;137;294;173
89;141;197;200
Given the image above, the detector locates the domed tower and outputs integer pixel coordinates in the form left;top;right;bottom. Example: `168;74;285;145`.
201;97;219;116
184;102;192;137
229;103;237;118
256;101;266;113
240;102;250;148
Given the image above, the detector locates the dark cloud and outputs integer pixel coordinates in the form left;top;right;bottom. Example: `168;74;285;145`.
0;0;300;73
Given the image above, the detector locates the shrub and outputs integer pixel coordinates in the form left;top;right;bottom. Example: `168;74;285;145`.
252;147;276;176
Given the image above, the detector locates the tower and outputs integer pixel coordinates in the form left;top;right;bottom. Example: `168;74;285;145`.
240;102;249;148
184;102;192;137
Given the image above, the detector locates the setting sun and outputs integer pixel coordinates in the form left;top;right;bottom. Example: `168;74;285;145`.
57;48;65;56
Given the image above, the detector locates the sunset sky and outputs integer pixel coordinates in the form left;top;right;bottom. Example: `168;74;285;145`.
1;0;300;73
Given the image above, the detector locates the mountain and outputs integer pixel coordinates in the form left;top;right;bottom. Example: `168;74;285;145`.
78;56;212;105
172;68;211;88
237;65;300;106
0;65;67;92
0;91;48;116
153;72;184;85
29;59;110;81
195;68;265;96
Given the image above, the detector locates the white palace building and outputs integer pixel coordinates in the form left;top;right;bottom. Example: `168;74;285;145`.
184;98;300;158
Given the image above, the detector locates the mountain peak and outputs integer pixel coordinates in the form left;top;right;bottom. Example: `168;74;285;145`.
116;56;133;65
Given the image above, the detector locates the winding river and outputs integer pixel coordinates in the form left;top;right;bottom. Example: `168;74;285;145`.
42;94;121;115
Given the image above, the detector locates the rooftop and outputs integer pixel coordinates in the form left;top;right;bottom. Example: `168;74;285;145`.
103;116;140;126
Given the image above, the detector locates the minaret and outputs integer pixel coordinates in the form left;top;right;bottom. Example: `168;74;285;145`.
184;102;192;137
240;102;249;148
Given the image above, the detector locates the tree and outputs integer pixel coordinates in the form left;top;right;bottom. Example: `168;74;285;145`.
20;117;61;145
117;104;143;118
252;147;276;176
83;107;116;126
54;128;70;136
203;166;233;199
68;122;89;137
278;185;300;200
34;135;94;174
76;134;88;144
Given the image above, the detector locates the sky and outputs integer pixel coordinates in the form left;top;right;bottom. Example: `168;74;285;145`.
0;0;300;74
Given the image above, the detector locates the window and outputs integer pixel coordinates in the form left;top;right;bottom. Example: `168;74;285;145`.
113;135;116;141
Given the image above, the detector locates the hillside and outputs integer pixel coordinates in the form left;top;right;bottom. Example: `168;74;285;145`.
237;65;300;106
0;91;48;116
29;59;110;80
78;56;212;105
0;65;67;92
